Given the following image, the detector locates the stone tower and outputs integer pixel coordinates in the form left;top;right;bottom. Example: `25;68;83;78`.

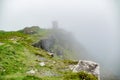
52;21;58;29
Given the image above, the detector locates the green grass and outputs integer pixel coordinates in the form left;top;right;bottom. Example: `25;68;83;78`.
63;71;98;80
0;27;98;80
0;31;27;41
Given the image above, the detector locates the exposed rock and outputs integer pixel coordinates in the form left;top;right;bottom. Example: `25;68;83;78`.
48;52;54;57
26;69;36;74
32;37;64;58
23;26;40;34
69;65;75;70
72;60;100;80
0;42;4;46
39;62;45;67
32;28;86;59
33;38;55;52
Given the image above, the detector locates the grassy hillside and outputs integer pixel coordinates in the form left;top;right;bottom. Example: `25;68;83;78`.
0;27;97;80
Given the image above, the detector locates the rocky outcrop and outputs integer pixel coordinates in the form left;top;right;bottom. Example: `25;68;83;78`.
33;38;55;52
71;60;100;80
32;28;88;60
23;26;40;34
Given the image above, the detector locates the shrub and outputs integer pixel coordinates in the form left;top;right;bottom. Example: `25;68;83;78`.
23;75;42;80
63;71;98;80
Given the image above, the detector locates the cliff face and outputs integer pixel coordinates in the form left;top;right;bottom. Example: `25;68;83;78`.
32;28;83;59
0;26;98;80
33;38;55;52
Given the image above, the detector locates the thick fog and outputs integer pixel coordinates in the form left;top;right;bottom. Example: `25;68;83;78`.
0;0;120;77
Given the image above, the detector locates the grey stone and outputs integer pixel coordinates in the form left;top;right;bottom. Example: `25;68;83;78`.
72;60;100;80
26;69;36;74
0;42;4;46
39;62;45;66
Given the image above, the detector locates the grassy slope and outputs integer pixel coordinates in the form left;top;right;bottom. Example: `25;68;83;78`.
0;28;97;80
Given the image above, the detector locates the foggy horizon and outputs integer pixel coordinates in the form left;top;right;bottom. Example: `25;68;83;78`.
0;0;120;77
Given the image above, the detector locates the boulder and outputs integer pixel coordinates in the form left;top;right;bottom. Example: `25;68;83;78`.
26;69;36;74
23;26;40;34
72;60;100;80
39;62;45;67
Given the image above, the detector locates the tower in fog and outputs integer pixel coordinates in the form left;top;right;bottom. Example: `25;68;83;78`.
52;21;58;29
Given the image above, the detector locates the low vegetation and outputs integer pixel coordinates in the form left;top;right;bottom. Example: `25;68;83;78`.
0;27;98;80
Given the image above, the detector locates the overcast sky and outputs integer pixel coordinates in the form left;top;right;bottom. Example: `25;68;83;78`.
0;0;119;30
0;0;120;75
